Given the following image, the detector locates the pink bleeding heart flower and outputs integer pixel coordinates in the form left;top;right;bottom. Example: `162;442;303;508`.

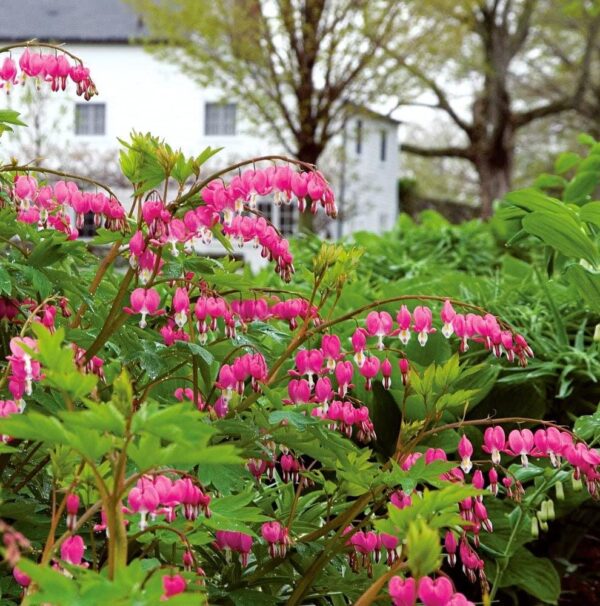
413;306;436;346
359;356;380;391
381;358;392;389
388;576;417;606
351;328;368;367
66;493;80;530
125;288;162;328
396;305;412;345
482;426;506;465
161;574;186;600
507;428;535;467
440;300;456;338
321;334;342;370
458;434;473;474
12;567;31;588
172;287;190;328
365;311;393;349
335;360;354;397
60;535;86;566
418;576;454;606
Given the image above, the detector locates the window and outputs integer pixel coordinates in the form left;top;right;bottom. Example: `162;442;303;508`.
279;204;297;236
75;103;105;135
205;102;237;135
256;200;273;223
355;120;362;154
380;129;387;161
79;211;98;238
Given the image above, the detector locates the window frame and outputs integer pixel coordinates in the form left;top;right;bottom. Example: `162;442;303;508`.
74;103;106;136
355;119;363;155
380;129;387;162
204;102;237;136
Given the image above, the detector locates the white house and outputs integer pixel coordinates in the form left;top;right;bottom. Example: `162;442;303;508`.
0;0;399;268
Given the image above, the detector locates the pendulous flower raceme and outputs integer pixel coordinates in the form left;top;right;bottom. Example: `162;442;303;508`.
0;48;97;98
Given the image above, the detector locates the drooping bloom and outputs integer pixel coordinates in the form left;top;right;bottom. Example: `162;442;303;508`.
507;428;535;467
458;434;473;474
124;288;162;328
161;574;186;600
388;576;417;606
66;493;80;531
60;535;86;566
396;305;412;345
172;287;190;328
413;306;436;346
440;300;456;338
482;426;506;465
417;576;454;606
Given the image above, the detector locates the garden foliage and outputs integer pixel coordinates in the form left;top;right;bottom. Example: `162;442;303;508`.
0;42;599;606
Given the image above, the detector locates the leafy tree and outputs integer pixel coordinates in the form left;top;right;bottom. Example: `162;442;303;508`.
128;0;403;229
386;0;600;217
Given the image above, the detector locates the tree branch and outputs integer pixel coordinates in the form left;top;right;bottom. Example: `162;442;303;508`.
401;143;473;160
512;98;573;129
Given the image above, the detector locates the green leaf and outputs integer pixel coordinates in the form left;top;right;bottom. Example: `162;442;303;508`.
0;411;70;444
0;265;11;294
574;410;600;440
27;234;71;268
563;170;600;204
522;212;598;265
269;409;320;429
406;518;442;578
566;264;600;311
0;109;26;126
554;151;580;174
579;201;600;228
499;547;561;604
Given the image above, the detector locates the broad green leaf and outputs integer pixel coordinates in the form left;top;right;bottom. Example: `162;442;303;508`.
499;548;561;604
522;212;598;265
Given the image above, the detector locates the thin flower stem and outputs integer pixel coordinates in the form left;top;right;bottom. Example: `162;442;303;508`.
1;164;121;203
0;40;86;63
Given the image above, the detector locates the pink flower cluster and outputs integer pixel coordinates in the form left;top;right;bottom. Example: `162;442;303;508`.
261;521;291;558
355;301;533;366
217;352;268;398
0;400;21;443
127;475;211;531
247;449;309;485
174;387;229;418
7;337;42;402
9;176;125;237
1;49;97;98
222;215;295;280
389;576;474;606
60;535;86;568
343;528;400;573
214;531;253;567
162;574;187;600
482;426;600;497
202;165;336;219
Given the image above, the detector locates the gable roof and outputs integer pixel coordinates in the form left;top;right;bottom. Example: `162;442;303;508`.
0;0;147;43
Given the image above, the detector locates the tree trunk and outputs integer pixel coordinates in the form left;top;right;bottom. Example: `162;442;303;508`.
476;154;513;219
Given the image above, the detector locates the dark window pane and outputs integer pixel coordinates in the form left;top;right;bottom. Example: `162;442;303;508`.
75;104;105;135
280;204;297;236
380;129;387;161
205;103;237;135
355;120;362;154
